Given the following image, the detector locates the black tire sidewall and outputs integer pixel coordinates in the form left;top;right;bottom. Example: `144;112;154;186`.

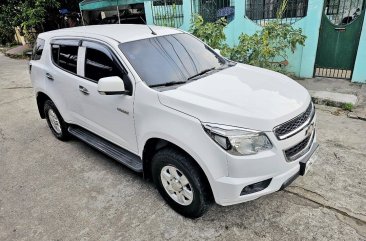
44;100;68;140
152;149;209;218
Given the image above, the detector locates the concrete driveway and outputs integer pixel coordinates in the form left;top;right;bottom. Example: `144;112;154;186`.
0;54;365;241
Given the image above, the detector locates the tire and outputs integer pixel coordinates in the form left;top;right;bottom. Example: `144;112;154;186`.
44;100;69;141
151;148;211;218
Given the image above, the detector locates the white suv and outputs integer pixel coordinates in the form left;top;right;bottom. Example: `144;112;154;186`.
30;24;318;218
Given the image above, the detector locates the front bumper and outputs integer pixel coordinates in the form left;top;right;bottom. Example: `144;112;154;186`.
212;129;318;206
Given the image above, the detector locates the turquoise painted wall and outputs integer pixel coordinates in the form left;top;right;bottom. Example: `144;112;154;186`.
220;0;323;77
352;11;366;83
144;1;153;25
298;0;324;78
222;0;306;76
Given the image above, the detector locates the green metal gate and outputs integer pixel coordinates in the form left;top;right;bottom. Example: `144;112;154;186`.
315;0;365;79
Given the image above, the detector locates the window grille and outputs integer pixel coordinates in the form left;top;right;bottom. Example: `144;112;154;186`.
246;0;308;25
153;0;183;6
193;0;235;23
324;0;364;25
326;0;340;15
151;0;184;28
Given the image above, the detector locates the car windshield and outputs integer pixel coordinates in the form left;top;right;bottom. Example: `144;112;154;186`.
119;33;231;87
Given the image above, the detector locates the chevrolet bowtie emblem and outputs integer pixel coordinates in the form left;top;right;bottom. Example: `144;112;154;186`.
305;123;315;137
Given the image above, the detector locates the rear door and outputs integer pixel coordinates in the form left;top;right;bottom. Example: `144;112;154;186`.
74;40;138;153
46;39;81;122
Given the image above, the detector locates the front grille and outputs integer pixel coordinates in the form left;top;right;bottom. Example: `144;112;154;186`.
274;102;314;140
284;132;314;162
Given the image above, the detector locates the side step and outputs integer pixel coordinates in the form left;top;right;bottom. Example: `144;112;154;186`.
68;126;143;172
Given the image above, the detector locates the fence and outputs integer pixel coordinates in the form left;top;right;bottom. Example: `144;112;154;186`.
151;0;184;28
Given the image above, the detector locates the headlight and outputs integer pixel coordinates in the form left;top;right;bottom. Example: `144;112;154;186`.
202;123;272;156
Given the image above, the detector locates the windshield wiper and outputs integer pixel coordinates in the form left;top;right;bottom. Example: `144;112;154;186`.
150;67;220;88
149;81;188;88
187;67;216;80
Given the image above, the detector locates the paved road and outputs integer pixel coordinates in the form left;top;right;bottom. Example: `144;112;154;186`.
0;54;365;241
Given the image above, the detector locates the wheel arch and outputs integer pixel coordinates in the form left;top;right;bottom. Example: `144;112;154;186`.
142;137;214;201
36;92;51;119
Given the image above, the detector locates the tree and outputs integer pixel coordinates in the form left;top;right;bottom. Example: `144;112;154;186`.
18;0;60;42
0;0;22;45
0;0;60;45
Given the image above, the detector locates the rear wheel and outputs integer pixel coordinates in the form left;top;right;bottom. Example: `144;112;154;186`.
44;100;69;141
151;148;211;218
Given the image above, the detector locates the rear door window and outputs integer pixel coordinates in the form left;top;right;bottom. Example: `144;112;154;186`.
51;43;79;74
32;38;45;60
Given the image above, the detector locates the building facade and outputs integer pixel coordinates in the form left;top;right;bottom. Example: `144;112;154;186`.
143;0;366;83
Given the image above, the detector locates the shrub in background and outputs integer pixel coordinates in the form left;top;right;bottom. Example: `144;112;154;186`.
190;14;307;74
225;21;306;73
190;14;227;50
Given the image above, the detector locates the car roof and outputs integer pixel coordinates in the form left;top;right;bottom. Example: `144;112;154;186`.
38;24;183;43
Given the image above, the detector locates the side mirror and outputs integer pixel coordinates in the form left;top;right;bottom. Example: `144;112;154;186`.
98;76;127;95
214;49;221;55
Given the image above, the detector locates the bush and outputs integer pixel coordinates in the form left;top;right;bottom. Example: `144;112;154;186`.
190;14;227;50
190;15;307;74
225;21;306;73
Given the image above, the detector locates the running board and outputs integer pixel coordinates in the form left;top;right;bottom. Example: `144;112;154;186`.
68;126;143;172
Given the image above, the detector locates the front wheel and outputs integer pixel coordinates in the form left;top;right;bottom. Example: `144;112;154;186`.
151;148;211;218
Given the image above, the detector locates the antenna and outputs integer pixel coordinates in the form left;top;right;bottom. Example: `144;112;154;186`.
140;16;157;36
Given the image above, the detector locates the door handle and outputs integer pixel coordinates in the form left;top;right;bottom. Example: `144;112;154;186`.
79;85;89;95
46;73;54;81
335;27;346;32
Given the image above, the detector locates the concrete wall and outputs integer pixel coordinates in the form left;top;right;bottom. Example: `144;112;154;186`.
352;11;366;83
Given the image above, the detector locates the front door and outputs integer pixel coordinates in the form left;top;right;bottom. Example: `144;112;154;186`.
315;0;365;79
75;40;138;154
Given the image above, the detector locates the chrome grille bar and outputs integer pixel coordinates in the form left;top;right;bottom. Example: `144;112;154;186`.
274;102;315;140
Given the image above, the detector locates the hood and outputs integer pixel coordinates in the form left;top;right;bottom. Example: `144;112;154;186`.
158;63;311;131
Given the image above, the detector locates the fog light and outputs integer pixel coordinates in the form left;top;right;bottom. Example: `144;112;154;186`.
240;179;272;195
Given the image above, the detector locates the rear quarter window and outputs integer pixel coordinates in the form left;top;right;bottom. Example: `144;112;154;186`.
32;38;45;61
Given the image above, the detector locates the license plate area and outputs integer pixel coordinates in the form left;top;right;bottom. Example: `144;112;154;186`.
299;146;319;176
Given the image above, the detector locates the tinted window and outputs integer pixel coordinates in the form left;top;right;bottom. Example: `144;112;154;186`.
84;48;121;82
51;45;78;74
119;33;227;87
32;38;45;60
